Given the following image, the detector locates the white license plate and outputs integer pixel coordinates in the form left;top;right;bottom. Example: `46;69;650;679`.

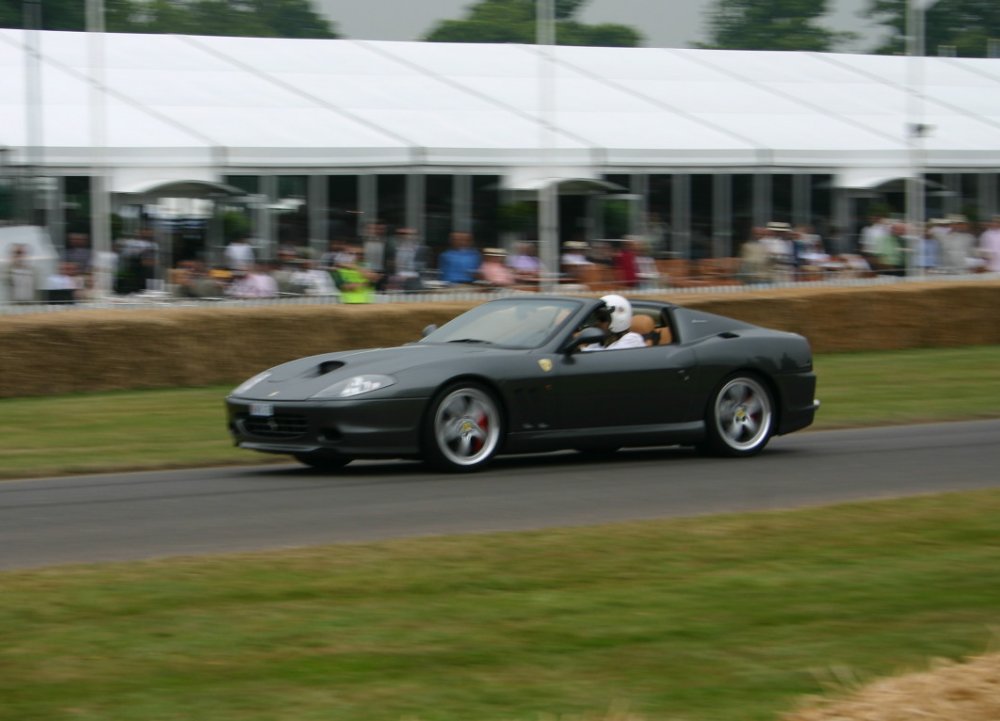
249;403;274;417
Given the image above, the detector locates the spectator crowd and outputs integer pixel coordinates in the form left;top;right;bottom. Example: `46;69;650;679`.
739;214;1000;284
5;214;1000;306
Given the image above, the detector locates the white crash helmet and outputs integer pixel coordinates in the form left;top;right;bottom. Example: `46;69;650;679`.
600;294;632;334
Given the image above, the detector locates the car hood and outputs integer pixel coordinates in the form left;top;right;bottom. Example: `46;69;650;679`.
230;343;508;401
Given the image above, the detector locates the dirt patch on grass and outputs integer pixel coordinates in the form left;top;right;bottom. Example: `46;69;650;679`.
782;652;1000;721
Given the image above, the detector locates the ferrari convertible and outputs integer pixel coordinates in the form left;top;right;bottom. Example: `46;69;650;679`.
226;295;818;471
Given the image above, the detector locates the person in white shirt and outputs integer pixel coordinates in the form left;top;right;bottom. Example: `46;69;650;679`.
224;237;256;272
978;215;1000;273
859;214;890;260
43;261;80;303
227;264;278;298
939;217;975;274
290;258;337;296
583;294;646;351
5;243;37;304
761;221;795;281
45;262;79;291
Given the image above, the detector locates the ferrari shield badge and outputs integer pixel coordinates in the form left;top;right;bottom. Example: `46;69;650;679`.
538;358;553;373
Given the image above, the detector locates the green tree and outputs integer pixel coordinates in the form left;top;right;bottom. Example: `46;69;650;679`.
554;0;586;20
863;0;1000;57
0;0;337;38
423;0;641;47
700;0;856;52
0;2;22;27
0;0;140;31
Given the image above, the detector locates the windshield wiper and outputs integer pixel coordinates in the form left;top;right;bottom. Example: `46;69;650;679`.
447;338;492;344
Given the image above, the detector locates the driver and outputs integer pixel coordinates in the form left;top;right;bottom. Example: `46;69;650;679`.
583;294;646;351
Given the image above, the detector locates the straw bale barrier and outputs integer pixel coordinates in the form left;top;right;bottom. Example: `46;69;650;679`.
781;651;1000;721
1;280;998;398
0;302;468;399
661;280;1000;353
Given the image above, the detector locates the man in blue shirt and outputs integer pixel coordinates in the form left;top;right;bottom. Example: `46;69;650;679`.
437;231;481;285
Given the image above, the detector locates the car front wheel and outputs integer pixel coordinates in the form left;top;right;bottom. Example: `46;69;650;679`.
425;383;502;472
705;374;774;457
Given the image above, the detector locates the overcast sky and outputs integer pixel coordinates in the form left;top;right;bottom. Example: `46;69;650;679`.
315;0;883;52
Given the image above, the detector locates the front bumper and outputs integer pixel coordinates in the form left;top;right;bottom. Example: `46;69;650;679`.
226;396;427;459
775;371;819;435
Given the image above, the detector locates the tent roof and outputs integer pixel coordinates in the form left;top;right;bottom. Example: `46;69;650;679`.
2;30;1000;190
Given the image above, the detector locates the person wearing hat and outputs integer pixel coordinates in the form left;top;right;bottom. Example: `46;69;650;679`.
507;241;545;284
739;226;772;284
561;239;590;267
762;221;795;281
939;216;975;274
478;247;514;287
558;239;595;287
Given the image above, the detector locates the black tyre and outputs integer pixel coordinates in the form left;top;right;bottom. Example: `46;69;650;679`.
424;383;503;472
704;374;774;457
294;452;352;471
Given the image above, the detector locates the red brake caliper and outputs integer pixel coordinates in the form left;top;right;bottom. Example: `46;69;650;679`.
471;411;488;452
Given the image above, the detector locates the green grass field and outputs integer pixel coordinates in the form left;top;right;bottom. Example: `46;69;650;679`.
1;345;999;479
1;490;998;721
1;345;998;721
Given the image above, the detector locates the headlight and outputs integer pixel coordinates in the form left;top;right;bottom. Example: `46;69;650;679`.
314;374;396;399
231;371;271;396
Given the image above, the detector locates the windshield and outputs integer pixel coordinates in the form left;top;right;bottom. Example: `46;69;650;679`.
421;298;583;349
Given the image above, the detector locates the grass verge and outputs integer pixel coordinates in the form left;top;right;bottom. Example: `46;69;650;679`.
2;345;1000;480
1;489;998;721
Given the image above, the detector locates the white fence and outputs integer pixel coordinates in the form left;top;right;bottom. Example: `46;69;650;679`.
2;272;998;317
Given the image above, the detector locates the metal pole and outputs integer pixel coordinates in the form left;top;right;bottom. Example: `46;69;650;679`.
536;0;559;292
452;174;472;234
87;0;113;296
713;173;732;257
906;0;939;276
23;0;42;230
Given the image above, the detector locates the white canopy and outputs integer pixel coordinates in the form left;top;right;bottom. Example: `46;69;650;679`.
2;29;1000;192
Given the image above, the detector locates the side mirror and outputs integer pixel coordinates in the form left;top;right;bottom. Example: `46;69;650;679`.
422;324;438;338
559;326;606;354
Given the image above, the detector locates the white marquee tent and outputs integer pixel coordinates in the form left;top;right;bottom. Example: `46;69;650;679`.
3;29;1000;195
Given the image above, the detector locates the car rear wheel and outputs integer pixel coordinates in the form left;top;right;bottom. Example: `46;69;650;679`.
705;374;774;457
425;383;502;472
294;452;352;471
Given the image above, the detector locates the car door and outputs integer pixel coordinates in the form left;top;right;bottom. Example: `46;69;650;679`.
552;343;697;431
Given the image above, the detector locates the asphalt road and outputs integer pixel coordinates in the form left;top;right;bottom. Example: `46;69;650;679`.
2;419;998;570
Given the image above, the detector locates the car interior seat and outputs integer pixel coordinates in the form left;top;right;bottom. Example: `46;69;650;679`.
630;314;657;346
630;313;673;346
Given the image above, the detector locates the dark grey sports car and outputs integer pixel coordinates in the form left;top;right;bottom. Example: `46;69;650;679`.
226;296;818;471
